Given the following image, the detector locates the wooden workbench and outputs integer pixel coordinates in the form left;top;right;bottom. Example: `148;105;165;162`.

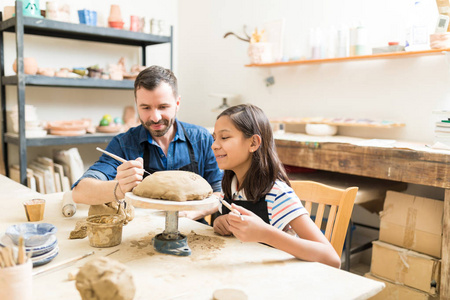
0;175;384;299
275;134;450;298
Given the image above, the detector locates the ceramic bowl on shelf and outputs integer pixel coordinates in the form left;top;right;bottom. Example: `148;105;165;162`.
109;21;124;29
5;223;57;247
305;123;338;136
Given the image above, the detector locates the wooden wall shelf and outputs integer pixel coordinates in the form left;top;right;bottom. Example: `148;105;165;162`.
245;48;450;67
270;118;405;129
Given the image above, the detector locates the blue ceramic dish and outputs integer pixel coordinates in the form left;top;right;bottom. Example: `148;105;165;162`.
5;223;57;247
32;246;59;267
27;236;58;257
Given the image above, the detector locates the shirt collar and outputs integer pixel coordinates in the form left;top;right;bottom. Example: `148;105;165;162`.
231;176;247;200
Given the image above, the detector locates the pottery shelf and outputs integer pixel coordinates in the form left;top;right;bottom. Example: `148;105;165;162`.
245;48;450;67
0;1;173;185
0;16;171;46
4;133;116;147
2;75;135;89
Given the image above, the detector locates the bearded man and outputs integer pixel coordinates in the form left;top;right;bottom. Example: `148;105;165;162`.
72;66;222;223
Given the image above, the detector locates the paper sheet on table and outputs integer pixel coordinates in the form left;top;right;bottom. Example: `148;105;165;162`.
427;142;450;151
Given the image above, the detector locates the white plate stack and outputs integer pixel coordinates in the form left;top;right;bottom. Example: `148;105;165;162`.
0;234;59;267
434;113;450;146
7;105;47;138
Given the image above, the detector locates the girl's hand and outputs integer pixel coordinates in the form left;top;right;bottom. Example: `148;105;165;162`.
115;157;145;196
213;214;233;236
228;204;270;243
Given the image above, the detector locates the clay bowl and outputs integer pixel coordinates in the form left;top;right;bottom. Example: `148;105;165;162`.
13;57;38;75
6;223;57;247
109;21;124;29
87;68;102;78
86;214;125;248
96;124;123;133
47;120;90;131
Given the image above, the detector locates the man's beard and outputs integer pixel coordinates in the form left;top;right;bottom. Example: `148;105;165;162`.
141;116;176;137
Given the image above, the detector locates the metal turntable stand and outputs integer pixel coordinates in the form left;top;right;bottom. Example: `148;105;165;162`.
125;193;217;256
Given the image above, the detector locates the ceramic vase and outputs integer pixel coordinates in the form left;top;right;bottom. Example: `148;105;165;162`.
13;57;38;75
108;5;122;22
248;43;273;64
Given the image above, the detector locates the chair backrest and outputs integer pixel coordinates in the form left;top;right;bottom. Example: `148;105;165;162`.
290;180;358;258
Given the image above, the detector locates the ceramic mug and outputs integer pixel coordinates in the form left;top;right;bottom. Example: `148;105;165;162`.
0;260;33;300
130;15;139;32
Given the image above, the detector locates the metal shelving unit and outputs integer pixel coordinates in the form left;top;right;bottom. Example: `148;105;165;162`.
0;1;173;185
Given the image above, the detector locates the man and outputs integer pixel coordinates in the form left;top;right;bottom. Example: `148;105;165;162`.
72;66;222;222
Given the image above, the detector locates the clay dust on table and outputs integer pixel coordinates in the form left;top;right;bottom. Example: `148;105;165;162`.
128;230;225;261
187;230;225;261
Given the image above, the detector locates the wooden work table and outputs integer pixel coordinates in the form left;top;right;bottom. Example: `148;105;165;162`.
274;133;450;298
0;175;383;299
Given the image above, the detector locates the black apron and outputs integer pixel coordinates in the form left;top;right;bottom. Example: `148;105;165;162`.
220;195;270;224
143;123;207;224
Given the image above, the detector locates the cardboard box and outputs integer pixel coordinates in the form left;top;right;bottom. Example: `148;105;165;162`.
365;273;438;300
379;191;443;258
371;241;440;295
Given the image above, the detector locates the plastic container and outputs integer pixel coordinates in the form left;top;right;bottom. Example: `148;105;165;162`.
86;214;125;248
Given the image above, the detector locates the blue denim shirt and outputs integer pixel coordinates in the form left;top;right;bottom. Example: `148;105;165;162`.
73;120;223;192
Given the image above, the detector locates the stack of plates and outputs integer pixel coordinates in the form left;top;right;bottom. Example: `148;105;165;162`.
0;235;59;267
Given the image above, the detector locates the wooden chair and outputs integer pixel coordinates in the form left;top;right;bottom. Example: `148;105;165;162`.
290;180;358;258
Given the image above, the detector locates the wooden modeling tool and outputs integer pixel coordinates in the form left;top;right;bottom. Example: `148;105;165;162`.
96;147;151;175
219;198;244;221
33;251;94;276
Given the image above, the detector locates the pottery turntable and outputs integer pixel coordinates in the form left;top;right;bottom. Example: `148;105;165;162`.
125;193;217;256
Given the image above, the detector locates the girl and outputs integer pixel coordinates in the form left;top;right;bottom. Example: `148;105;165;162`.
211;104;341;268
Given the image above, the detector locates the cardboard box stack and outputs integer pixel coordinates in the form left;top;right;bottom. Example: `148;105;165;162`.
366;191;443;300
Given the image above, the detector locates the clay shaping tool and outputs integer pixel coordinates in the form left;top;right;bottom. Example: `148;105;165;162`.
219;198;244;221
33;251;95;276
96;147;151;175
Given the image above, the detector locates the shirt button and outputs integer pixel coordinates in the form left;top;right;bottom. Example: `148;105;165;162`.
161;154;164;157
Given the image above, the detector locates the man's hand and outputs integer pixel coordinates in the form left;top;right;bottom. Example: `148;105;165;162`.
213;214;233;236
115;157;145;197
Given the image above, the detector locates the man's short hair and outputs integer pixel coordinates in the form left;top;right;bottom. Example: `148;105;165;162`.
134;65;178;98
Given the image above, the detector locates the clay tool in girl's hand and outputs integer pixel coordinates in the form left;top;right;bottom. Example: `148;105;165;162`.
219;198;244;221
96;147;151;175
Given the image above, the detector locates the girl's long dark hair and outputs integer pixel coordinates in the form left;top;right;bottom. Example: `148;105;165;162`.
218;104;290;202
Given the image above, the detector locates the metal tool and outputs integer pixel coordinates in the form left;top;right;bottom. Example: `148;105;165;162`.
96;147;151;175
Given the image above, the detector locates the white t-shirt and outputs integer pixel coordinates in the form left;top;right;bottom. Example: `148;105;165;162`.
219;177;308;230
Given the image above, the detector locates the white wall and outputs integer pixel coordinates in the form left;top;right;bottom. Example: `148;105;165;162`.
177;0;450;144
1;0;448;199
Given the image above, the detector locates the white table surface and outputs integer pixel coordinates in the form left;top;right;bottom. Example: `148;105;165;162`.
0;175;384;300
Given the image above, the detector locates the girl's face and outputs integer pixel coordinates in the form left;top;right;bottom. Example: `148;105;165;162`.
212;115;254;179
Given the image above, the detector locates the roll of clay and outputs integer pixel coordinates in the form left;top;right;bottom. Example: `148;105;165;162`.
62;191;76;217
76;257;135;300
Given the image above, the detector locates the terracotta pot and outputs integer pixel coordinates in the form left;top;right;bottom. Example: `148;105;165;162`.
3;6;15;20
12;57;38;75
108;5;122;22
